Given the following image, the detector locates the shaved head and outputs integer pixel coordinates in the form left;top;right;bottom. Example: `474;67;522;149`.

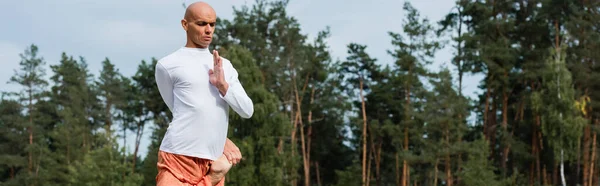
181;1;218;48
184;2;216;21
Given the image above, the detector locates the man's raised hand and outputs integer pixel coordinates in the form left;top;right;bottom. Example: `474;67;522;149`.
209;50;228;95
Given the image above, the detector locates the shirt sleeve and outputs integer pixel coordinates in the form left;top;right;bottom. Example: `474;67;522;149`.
155;62;174;112
220;58;254;118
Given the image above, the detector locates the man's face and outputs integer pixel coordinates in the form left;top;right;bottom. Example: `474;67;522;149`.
182;8;216;48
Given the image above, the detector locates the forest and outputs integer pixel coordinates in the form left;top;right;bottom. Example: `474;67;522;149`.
2;0;600;185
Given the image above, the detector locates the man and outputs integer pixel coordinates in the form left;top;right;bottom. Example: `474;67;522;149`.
154;1;254;185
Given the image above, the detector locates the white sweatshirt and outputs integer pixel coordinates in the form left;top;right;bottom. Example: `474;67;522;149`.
155;46;254;160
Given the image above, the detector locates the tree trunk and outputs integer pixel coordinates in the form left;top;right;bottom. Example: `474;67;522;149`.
403;64;412;186
561;150;566;186
543;165;548;185
291;97;299;186
490;95;497;159
530;114;540;186
583;125;591;186
360;76;368;186
501;78;510;176
315;162;322;186
132;120;145;173
446;121;452;186
375;141;382;186
407;166;411;186
457;7;463;98
588;123;596;186
529;160;534;186
67;126;70;165
434;159;439;186
456;153;462;185
105;97;112;137
593;119;599;186
277;137;284;154
367;138;373;186
483;78;491;142
300;115;308;186
403;127;409;186
593;165;599;186
290;63;310;186
301;86;315;186
396;152;400;186
536;115;542;184
28;89;33;174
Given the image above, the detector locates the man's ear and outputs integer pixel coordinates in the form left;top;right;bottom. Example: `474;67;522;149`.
181;19;188;31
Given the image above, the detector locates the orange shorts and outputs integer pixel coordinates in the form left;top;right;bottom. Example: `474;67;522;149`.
156;150;225;186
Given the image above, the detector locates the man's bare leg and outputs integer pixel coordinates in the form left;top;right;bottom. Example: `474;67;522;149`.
209;155;232;185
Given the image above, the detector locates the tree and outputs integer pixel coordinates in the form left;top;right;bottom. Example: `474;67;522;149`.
422;69;470;186
388;2;440;185
46;53;102;184
7;44;49;177
0;98;26;185
339;43;378;186
96;58;128;137
532;44;586;186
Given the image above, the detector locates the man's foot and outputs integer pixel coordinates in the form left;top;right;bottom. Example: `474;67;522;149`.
209;155;232;185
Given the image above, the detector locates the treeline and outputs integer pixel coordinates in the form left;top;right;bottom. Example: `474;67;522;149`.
2;0;600;185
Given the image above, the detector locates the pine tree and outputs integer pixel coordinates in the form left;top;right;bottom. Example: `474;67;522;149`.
96;58;128;137
338;43;378;186
47;53;102;184
422;69;469;186
388;2;440;185
0;98;26;185
7;44;49;181
457;134;501;186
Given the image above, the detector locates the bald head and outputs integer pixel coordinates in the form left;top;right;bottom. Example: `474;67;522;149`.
181;1;218;48
184;1;216;21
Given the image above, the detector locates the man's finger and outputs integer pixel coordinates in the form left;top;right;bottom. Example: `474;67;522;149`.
224;152;232;162
213;50;217;61
217;56;222;68
213;50;219;66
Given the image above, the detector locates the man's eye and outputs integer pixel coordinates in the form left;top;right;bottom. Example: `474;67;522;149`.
197;22;216;27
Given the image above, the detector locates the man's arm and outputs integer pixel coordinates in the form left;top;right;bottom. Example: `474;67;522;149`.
210;51;254;118
155;62;174;111
218;58;254;118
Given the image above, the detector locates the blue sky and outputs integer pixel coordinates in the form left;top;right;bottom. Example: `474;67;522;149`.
1;0;482;158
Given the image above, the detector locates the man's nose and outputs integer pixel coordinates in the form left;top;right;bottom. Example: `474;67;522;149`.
204;25;213;34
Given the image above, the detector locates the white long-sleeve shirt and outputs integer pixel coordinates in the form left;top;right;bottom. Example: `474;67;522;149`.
155;46;254;160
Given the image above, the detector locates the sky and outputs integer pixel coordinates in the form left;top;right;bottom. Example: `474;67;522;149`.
0;0;482;158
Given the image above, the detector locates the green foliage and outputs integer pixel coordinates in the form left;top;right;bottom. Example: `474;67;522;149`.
457;135;501;186
538;46;586;161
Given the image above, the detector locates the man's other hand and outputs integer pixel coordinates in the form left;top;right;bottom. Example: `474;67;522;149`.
223;138;242;165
